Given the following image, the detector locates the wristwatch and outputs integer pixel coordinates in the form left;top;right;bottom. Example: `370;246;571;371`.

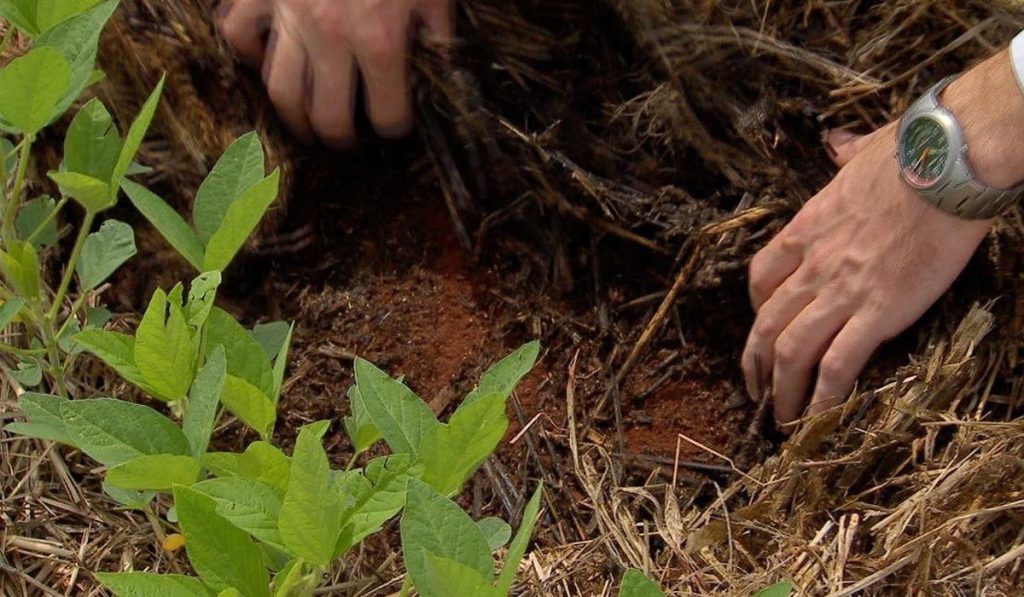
897;76;1024;219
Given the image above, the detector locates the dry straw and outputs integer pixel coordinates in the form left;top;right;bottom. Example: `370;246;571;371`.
5;0;1024;595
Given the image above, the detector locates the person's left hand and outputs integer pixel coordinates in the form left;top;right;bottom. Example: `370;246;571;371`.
741;125;992;428
216;0;453;148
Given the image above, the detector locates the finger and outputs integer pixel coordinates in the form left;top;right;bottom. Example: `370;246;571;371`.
417;0;454;41
308;48;358;148
772;296;853;427
824;129;867;168
217;0;273;67
353;12;414;137
741;274;817;401
262;24;313;140
808;313;886;416
748;230;803;311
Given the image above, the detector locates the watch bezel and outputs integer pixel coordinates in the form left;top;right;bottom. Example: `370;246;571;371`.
896;108;966;193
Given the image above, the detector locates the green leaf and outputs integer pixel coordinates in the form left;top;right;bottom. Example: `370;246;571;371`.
353;358;438;456
16;196;59;248
135;288;195;401
35;0;103;34
0;296;26;329
753;582;794;597
202;169;280;272
278;421;339;567
0;241;41;299
102;481;155;510
11;357;42;387
74;329;160;395
58;317;84;354
252;321;290;360
203;441;290;493
465;340;539;407
221;375;276;438
77;219;136;291
49;170;111;212
334;454;418;556
0;46;70;134
206;307;275;399
106;454;201;490
110;76;164;201
496;484;543;594
184;346;227;459
122;180;205;270
0;0;38;35
174;485;271;597
420;553;502;597
401;480;493;595
96;572;215;597
194;132;266;245
620;569;666;597
61;398;191;467
270;560;321;597
218;590;243;597
420;392;508;496
63;98;121;183
35;1;120;120
343;386;383;455
477;518;512;553
192;477;285;550
186;271;222;330
270;323;292;403
4;392;75;446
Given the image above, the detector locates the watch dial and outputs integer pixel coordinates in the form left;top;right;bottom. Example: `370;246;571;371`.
900;117;949;186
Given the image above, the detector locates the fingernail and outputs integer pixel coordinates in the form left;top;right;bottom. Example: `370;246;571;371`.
262;28;277;84
825;128;858;154
824;135;838;158
215;0;233;20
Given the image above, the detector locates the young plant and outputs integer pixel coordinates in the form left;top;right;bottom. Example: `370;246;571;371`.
0;0;163;396
123;131;281;273
9;340;545;596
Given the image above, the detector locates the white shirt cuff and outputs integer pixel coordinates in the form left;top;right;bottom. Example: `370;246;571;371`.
1011;30;1024;96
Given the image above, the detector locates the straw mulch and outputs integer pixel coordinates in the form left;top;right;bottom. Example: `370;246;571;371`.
4;1;1024;595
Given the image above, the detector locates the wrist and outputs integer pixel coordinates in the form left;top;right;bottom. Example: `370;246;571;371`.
942;50;1024;189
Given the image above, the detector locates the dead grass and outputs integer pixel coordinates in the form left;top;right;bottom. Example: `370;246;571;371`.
4;1;1024;595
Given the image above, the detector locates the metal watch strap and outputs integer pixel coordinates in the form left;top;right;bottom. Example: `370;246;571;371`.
898;76;1024;219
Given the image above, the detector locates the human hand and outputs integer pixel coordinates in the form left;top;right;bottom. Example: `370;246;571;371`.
741;51;1024;428
216;0;453;147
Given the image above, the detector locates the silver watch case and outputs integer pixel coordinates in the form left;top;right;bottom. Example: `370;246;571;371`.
896;76;1022;219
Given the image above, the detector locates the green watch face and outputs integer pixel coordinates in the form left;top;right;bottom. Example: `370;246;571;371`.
900;117;950;186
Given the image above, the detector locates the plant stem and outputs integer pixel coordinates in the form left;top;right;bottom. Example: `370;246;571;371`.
32;302;67;396
398;577;412;597
0;342;46;358
345;452;359;472
46;209;94;323
2;135;33;245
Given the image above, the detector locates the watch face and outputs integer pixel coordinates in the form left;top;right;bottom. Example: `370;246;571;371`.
900;116;950;187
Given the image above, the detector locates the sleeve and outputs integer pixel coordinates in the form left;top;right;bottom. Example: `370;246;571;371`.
1011;30;1024;94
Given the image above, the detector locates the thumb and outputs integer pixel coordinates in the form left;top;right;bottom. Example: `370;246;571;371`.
824;128;870;167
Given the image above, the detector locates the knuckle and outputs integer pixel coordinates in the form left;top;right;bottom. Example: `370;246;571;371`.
752;313;781;339
774;335;803;367
353;15;404;64
748;256;772;301
818;353;849;387
312;3;348;39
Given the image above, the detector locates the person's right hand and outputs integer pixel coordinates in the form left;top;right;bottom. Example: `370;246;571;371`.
216;0;453;148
